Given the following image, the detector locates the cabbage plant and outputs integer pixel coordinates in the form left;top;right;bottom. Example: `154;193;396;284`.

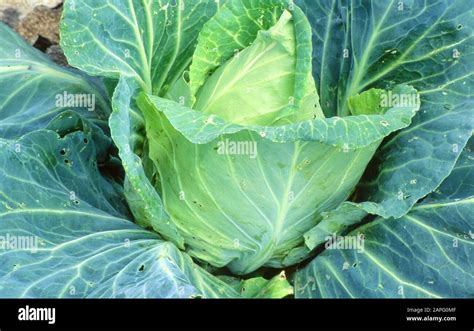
139;9;420;274
0;0;472;298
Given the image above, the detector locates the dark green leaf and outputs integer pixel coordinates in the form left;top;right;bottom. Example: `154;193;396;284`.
295;140;474;298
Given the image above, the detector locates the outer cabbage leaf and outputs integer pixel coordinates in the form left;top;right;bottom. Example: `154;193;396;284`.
0;121;239;298
295;138;474;298
110;77;184;248
299;0;474;220
61;0;223;244
61;0;219;95
295;0;349;117
144;84;418;147
0;23;110;139
304;202;369;251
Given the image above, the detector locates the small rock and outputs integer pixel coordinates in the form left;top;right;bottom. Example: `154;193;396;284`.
46;44;68;66
0;0;62;20
0;7;20;29
17;5;62;45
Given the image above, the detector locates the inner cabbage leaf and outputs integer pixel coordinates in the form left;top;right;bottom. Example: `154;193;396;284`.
194;10;324;126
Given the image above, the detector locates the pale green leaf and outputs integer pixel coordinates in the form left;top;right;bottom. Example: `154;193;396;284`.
110;77;184;248
189;0;290;97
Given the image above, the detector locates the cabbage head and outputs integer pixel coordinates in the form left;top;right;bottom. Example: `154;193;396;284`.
138;7;419;274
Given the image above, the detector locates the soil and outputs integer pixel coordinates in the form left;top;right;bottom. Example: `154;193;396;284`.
1;1;67;66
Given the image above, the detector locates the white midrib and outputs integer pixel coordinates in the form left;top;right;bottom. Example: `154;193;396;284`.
239;143;302;273
153;0;183;94
340;0;395;115
128;0;152;91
